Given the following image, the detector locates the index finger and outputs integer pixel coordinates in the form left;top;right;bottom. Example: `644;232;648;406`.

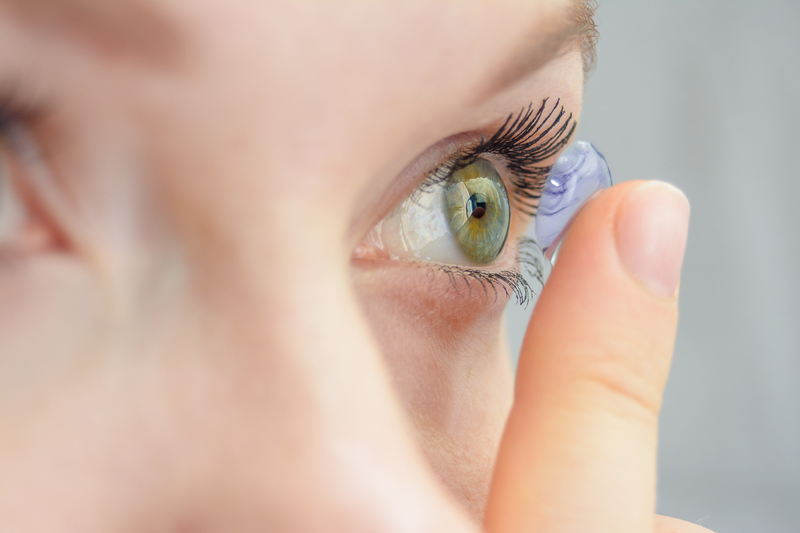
485;181;690;533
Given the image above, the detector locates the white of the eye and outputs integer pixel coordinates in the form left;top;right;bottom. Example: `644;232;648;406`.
0;152;27;244
376;183;472;265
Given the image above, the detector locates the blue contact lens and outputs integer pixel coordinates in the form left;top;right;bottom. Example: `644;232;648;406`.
534;141;612;258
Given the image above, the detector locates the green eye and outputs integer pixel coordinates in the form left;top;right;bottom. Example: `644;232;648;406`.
443;159;510;263
361;157;511;267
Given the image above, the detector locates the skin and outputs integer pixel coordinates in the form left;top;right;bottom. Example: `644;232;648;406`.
0;0;713;531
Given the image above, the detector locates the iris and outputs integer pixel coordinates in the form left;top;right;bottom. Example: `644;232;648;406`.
444;159;510;264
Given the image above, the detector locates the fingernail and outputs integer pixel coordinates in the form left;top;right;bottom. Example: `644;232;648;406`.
614;182;690;297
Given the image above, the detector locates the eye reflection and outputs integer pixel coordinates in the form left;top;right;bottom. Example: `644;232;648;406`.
362;158;511;266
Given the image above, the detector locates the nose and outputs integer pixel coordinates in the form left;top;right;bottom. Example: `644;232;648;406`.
114;159;455;530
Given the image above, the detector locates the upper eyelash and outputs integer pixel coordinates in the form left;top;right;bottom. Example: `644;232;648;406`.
418;97;577;217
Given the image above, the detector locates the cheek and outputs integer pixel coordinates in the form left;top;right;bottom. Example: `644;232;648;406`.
352;263;515;520
0;255;105;412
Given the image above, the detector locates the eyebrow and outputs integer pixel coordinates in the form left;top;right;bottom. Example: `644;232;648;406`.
477;0;599;101
0;0;184;67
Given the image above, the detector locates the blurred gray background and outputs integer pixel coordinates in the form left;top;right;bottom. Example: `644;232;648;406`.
507;1;800;531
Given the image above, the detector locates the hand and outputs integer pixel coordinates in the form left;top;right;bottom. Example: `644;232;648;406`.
486;180;707;533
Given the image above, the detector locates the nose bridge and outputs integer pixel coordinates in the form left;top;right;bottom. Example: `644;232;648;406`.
154;156;364;367
130;56;384;397
151;191;425;494
125;170;390;462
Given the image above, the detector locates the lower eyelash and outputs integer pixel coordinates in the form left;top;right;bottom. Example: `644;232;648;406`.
430;263;530;307
424;237;546;308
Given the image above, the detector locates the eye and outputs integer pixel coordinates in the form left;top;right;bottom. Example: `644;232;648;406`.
354;98;581;308
0;118;59;254
363;158;511;266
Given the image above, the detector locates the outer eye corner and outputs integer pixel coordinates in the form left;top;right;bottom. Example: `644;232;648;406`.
0;121;63;255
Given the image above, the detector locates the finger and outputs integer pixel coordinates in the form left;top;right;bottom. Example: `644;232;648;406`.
655;515;715;533
485;181;690;533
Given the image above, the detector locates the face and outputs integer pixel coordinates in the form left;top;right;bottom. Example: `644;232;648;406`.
0;0;591;529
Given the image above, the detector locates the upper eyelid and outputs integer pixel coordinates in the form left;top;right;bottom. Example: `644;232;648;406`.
412;99;576;217
450;98;574;176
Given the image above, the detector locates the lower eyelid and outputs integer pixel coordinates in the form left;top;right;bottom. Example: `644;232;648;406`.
352;261;522;326
352;235;542;309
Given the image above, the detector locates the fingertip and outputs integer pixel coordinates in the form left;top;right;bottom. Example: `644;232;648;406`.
614;181;690;298
655;514;716;533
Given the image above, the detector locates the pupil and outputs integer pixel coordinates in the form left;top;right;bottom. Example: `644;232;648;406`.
467;193;487;219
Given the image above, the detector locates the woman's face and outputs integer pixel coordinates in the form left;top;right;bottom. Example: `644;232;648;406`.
0;0;590;529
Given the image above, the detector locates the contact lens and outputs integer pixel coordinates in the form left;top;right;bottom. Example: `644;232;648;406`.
535;141;612;258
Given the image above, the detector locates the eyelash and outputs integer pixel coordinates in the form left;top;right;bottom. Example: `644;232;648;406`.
426;237;545;308
419;97;576;217
416;98;576;307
